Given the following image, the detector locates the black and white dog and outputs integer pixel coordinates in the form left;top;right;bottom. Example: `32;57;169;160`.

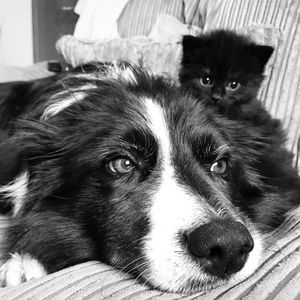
0;63;299;293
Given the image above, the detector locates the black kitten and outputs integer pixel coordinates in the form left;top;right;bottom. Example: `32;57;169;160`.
179;30;274;110
179;30;287;150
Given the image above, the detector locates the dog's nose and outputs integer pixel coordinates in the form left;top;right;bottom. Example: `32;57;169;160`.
187;219;254;277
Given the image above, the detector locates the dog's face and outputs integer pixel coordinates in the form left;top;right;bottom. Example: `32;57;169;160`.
12;65;269;293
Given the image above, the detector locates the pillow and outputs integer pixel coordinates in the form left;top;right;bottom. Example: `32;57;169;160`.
56;35;183;79
56;24;278;81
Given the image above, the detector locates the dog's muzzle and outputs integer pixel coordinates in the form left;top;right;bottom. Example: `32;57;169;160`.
186;219;254;277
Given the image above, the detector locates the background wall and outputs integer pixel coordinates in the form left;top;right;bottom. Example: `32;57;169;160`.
32;0;78;63
0;0;33;66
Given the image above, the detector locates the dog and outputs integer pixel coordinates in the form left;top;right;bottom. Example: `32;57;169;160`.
0;63;299;293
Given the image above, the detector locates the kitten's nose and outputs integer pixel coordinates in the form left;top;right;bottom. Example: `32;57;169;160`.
212;93;222;103
187;219;254;277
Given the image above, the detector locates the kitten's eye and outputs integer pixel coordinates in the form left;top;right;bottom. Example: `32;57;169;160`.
210;159;227;175
108;157;135;174
200;76;213;87
227;81;240;91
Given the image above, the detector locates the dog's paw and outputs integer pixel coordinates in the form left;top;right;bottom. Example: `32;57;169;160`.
0;253;47;287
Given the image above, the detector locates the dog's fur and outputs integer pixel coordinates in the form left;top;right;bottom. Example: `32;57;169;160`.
0;63;299;293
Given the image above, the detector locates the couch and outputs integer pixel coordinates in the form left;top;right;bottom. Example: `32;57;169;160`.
0;0;300;299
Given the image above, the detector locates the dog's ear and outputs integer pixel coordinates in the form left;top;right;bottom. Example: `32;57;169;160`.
14;119;66;200
14;117;96;201
0;81;35;129
15;119;61;161
0;130;21;185
246;44;274;68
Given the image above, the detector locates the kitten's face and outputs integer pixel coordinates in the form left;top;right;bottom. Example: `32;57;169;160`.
188;66;262;106
180;30;274;106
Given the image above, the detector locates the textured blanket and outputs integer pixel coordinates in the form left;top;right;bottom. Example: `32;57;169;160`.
0;207;299;300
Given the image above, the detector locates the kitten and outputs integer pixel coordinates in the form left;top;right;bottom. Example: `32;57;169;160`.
179;30;274;111
179;30;286;148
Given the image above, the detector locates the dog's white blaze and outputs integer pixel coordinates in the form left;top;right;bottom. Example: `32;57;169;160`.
0;171;29;217
42;91;88;120
142;98;263;291
0;253;47;287
143;98;213;290
145;168;213;290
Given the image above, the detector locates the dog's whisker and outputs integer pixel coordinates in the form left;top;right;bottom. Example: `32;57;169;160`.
48;194;68;200
100;260;149;293
131;265;152;287
141;270;156;291
126;237;148;249
127;262;149;278
99;259;145;292
119;256;145;274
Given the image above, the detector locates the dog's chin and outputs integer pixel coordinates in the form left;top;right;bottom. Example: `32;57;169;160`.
140;266;228;294
135;227;263;294
138;255;257;294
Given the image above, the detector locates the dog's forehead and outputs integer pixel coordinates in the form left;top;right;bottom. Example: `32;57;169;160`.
40;68;223;153
142;96;221;152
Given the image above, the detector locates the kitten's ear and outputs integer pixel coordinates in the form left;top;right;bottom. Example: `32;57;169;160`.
182;35;208;62
247;44;274;67
182;35;199;49
182;35;208;51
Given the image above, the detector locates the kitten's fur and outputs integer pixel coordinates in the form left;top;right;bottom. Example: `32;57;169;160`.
179;30;274;110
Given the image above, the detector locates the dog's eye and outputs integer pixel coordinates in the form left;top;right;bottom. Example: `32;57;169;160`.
226;81;240;91
200;76;213;87
108;158;135;174
210;159;227;175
